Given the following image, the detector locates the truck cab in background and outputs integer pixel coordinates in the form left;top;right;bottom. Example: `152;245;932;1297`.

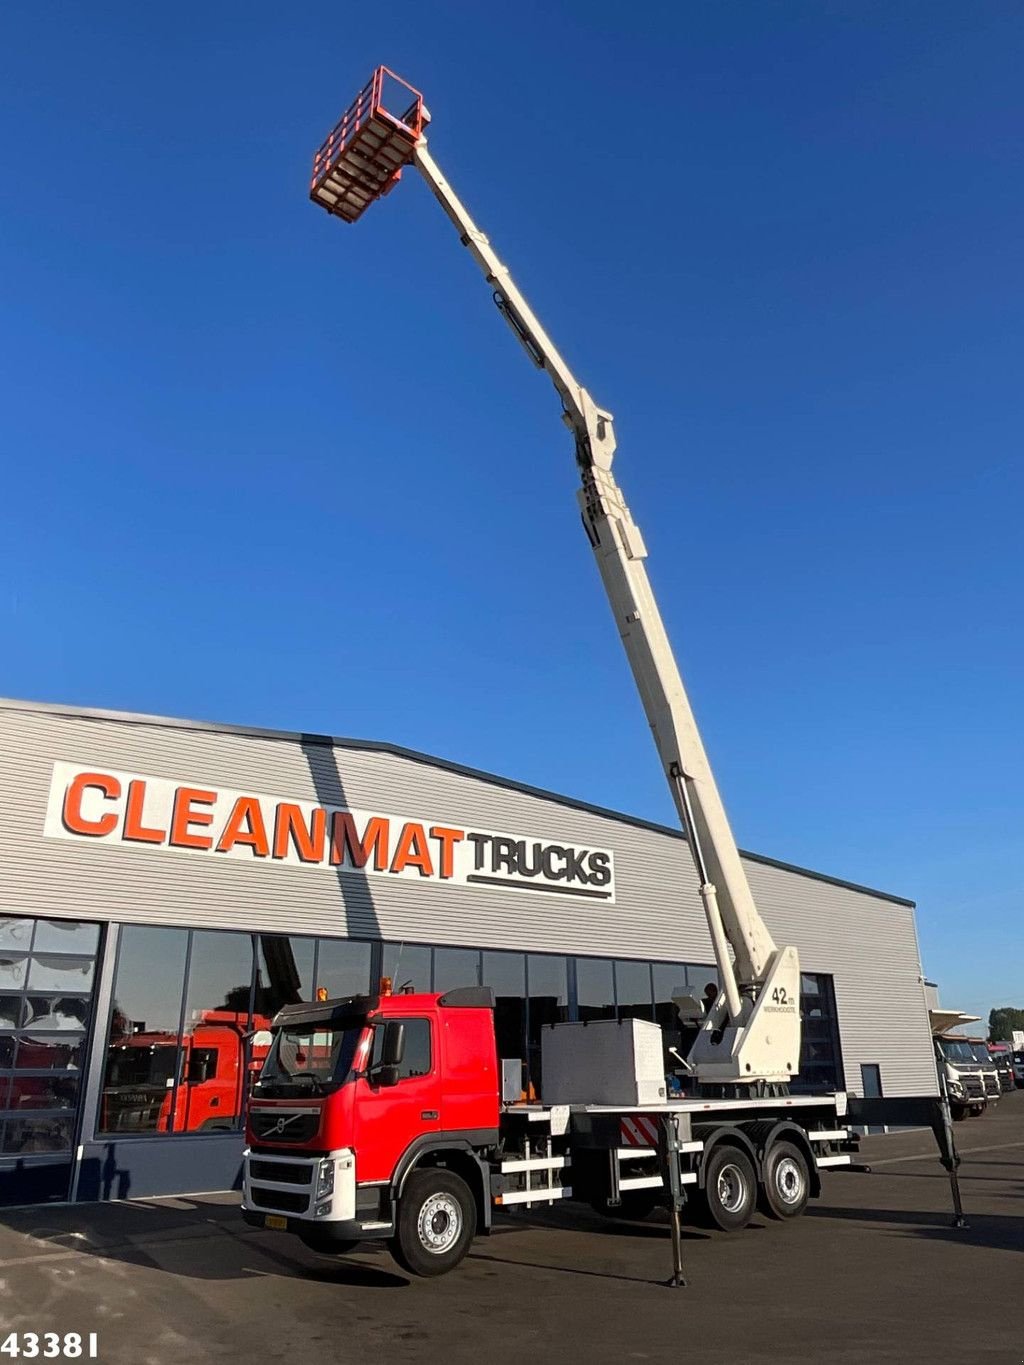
965;1039;1001;1104
933;1035;987;1120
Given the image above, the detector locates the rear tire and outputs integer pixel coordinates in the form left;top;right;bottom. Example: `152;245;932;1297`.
759;1140;810;1221
391;1169;476;1278
699;1145;757;1232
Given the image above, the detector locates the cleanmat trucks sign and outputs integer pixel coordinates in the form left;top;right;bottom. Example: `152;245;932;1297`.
44;762;615;902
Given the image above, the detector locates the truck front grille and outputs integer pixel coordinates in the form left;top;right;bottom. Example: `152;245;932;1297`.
248;1159;312;1186
250;1187;309;1214
249;1110;320;1144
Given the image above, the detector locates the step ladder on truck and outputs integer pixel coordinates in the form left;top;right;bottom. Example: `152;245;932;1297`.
240;67;966;1284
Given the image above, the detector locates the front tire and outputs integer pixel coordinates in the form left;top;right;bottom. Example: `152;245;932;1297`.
699;1145;757;1232
759;1140;810;1220
391;1169;476;1277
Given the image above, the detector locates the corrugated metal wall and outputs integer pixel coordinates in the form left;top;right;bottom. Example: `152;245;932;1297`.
0;701;938;1096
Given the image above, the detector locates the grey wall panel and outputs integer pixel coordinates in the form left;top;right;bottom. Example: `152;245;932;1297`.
0;703;937;1097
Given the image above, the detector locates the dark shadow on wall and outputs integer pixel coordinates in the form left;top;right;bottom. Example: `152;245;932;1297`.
300;735;384;951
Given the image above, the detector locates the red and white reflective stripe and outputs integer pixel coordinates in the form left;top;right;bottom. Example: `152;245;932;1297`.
620;1115;660;1147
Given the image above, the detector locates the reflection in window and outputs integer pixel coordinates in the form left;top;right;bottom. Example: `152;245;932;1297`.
255;936;314;1019
27;955;95;993
176;931;255;1134
794;972;844;1093
615;960;654;1021
0;998;24;1030
14;1035;87;1071
316;939;372;1000
8;1075;79;1111
0;919;34;951
432;947;480;993
481;952;526;1087
0;1037;14;1068
26;997;90;1031
0;957;28;990
32;921;100;954
527;955;568;1099
576;957;615;1022
101;927;188;1135
382;944;431;994
3;1116;75;1154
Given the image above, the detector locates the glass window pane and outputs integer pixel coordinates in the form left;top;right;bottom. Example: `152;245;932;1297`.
0;956;29;990
382;944;431;994
527;955;568;1099
32;921;100;955
175;931;255;1134
316;939;372;1000
0;1077;8;1107
0;1037;15;1068
0;919;34;951
8;1075;79;1111
14;1034;87;1071
255;935;315;1017
399;1020;431;1079
432;948;480;993
3;1116;75;1153
481;952;526;1078
26;997;90;1031
615;960;653;1020
576;957;615;1022
101;926;188;1136
27;954;95;993
0;998;25;1030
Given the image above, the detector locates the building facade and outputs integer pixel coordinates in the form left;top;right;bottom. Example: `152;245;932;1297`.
0;699;937;1207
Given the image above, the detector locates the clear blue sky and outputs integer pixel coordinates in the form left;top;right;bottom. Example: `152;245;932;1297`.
2;3;1021;1026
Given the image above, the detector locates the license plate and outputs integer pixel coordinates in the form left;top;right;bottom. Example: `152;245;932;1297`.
264;1215;288;1230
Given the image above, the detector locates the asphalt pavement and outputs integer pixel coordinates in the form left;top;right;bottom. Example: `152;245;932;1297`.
1;1092;1021;1365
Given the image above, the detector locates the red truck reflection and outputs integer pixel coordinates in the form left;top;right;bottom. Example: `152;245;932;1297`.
102;1011;271;1133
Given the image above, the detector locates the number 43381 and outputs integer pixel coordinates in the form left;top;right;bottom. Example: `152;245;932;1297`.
0;1335;97;1359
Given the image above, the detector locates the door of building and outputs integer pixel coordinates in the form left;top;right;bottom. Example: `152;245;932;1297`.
0;917;102;1206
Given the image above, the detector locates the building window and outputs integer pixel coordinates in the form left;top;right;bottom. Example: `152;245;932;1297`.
100;927;189;1135
315;938;372;1000
254;935;314;1018
860;1063;882;1098
382;943;431;994
481;951;526;1090
615;960;654;1021
794;972;845;1093
526;954;568;1096
0;917;101;1169
431;947;481;994
576;957;615;1022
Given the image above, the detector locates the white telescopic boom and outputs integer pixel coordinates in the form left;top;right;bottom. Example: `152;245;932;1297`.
412;141;783;1018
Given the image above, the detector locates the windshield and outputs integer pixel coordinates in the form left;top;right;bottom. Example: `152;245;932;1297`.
969;1044;992;1065
257;1023;365;1092
105;1042;178;1089
938;1039;975;1065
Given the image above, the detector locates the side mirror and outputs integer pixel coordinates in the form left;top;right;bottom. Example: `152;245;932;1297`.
368;1021;405;1087
382;1021;406;1068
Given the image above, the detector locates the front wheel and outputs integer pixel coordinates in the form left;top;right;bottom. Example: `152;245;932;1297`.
968;1105;986;1118
759;1140;810;1220
391;1169;476;1277
699;1145;757;1232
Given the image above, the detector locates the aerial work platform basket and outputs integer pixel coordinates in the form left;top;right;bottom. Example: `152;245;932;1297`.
309;67;426;224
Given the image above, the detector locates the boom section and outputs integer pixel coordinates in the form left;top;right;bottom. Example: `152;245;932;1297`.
411;142;780;1005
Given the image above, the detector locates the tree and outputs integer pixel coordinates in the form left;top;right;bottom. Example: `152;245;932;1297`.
988;1007;1024;1042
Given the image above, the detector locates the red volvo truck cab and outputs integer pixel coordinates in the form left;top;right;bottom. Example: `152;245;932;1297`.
103;1011;271;1134
242;987;501;1274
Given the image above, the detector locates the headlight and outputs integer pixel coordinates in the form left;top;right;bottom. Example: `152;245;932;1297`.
316;1158;335;1202
948;1079;964;1097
